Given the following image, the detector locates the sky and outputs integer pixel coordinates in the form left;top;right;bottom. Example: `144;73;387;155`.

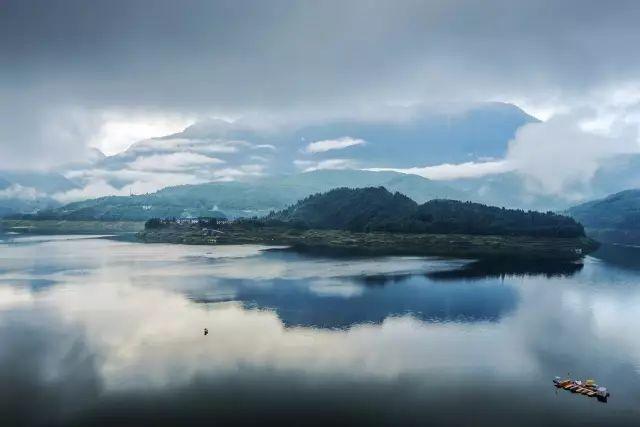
2;0;640;201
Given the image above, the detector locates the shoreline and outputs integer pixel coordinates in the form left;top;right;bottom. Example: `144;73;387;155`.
0;219;599;261
138;224;598;261
0;219;144;235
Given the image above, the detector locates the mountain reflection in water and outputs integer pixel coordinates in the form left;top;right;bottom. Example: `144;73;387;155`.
427;258;585;281
191;276;519;328
0;236;639;426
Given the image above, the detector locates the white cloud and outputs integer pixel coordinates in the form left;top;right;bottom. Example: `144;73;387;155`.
506;113;639;198
127;152;224;172
209;164;266;181
52;180;127;203
0;184;45;201
49;129;273;202
52;171;208;203
53;161;268;203
294;158;359;172
0;287;33;309
89;113;194;156
304;137;366;153
130;138;252;156
368;104;640;200
249;155;269;163
368;160;514;181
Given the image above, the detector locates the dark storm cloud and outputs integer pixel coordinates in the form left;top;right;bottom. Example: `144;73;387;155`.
2;0;640;168
4;0;640;108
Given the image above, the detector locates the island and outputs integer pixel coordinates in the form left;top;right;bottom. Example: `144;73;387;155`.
138;187;598;260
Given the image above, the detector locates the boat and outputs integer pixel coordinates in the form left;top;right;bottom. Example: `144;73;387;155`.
553;377;609;401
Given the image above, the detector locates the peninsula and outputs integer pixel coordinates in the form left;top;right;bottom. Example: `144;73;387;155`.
138;187;597;260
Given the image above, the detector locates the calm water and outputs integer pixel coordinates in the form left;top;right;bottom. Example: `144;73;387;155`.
1;235;640;426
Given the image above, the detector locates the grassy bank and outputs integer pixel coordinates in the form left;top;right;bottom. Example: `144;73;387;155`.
138;224;598;260
0;219;145;235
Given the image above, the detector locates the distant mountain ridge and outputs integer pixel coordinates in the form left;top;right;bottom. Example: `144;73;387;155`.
1;101;541;216
0;171;78;214
8;102;640;216
23;170;467;221
172;102;539;168
568;189;640;245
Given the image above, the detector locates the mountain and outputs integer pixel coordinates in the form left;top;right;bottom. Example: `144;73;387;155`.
568;189;640;245
442;153;640;212
269;187;586;238
590;154;640;196
0;171;79;215
268;186;418;231
91;102;536;185
0;171;78;194
1;102;539;216
444;171;591;211
275;102;538;167
24;170;466;221
173;102;538;169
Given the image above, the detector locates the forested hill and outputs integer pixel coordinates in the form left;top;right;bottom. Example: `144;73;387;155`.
16;170;463;221
568;189;640;229
567;189;640;244
267;187;586;238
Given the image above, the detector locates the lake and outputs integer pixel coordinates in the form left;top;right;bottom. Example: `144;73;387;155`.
1;235;639;426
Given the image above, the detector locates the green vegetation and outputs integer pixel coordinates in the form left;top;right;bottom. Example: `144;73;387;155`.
15;170;464;221
0;219;144;235
139;187;596;259
568;189;640;245
139;223;596;260
267;187;586;237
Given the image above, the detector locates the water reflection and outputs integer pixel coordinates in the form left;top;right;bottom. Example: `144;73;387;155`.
427;258;585;281
0;237;639;426
188;276;518;328
590;244;640;271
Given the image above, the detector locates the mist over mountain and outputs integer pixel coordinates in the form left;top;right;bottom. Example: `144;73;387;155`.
0;171;79;214
27;170;464;221
176;101;537;167
568;189;640;245
0;101;534;215
82;102;535;190
0;171;78;194
2;102;640;217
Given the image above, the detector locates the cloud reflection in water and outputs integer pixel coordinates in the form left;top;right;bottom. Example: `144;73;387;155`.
0;237;639;426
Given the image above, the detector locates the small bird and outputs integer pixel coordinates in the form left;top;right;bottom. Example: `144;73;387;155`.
204;328;208;336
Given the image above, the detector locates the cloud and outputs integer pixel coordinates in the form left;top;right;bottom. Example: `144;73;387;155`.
3;0;640;210
130;138;251;156
207;164;266;182
304;137;366;154
294;159;359;172
53;159;267;203
52;180;129;203
4;1;640;170
505;113;639;198
47;127;275;202
127;152;225;172
372;109;640;201
368;160;513;180
0;184;45;201
88;113;194;156
52;173;205;203
0;104;102;170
